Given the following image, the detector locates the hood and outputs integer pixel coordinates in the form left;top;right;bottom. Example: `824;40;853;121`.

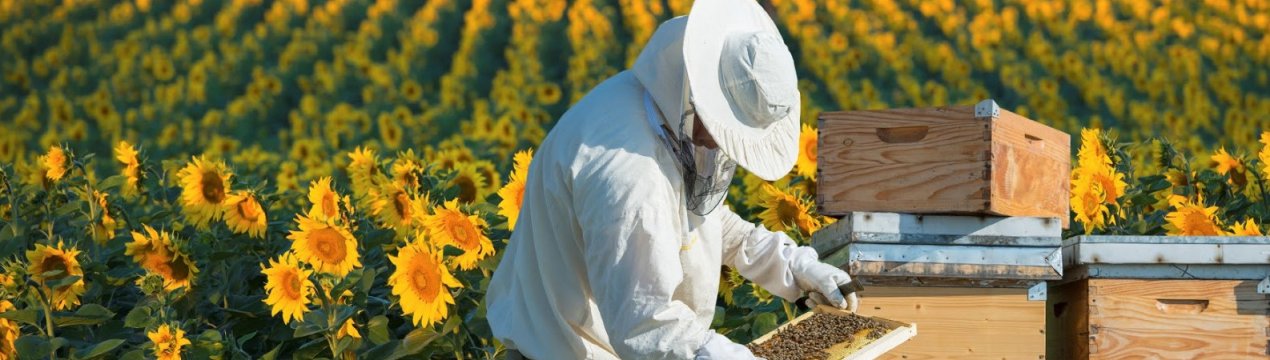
633;15;691;138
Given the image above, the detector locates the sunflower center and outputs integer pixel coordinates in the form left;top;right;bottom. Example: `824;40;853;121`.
200;171;226;203
310;227;348;263
280;270;303;300
804;139;817;162
445;215;480;250
775;199;800;226
39;256;70;284
408;255;442;301
456;176;477;203
386;191;406;217
1182;210;1218;235
168;256;191;283
238;199;261;221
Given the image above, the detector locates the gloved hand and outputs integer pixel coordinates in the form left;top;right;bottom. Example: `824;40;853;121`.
695;330;764;360
790;251;860;313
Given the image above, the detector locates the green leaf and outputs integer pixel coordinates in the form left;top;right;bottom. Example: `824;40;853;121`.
259;345;282;360
97;175;124;191
751;312;778;339
74;338;125;359
119;349;146;360
15;335;49;360
335;336;355;354
290;338;328;360
367;315;390;345
440;316;461;335
45;274;82;290
293;310;329;338
123;305;153;328
55;303;115;327
388;327;440;359
360;268;377;293
0;308;40;326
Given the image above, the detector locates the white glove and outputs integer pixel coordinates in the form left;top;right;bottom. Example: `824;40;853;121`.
791;252;860;312
695;330;764;360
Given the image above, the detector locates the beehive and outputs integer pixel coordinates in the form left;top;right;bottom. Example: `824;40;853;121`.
812;212;1062;359
817;99;1071;227
1049;236;1270;359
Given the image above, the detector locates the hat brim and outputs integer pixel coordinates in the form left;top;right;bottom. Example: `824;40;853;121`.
683;0;799;182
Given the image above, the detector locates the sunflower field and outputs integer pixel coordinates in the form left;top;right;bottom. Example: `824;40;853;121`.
0;0;1267;359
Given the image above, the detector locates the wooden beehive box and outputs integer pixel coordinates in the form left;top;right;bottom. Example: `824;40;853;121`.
750;306;917;360
817;99;1071;227
812;212;1062;359
1050;236;1270;359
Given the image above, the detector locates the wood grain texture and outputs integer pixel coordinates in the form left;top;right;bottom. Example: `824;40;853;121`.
1049;279;1270;359
817;103;1071;228
1048;280;1091;360
989;109;1071;227
818;105;991;215
853;286;1046;360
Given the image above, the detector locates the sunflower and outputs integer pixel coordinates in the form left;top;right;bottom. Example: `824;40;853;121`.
796;124;817;180
115;140;141;198
1077;128;1109;166
1231;219;1263;236
400;79;422;102
497;149;533;230
177;156;233;229
1165;195;1226;236
379;113;403;150
1071;175;1111;234
1210;147;1247;186
27;242;86;310
448;162;489;203
261;253;314;325
126;226;198;292
388;240;460;327
371;183;428;231
287;214;361;276
347;147;384;200
225;192;267;238
756;183;821;236
39;145;68;182
537;82;562;105
307;177;342;221
430;146;474;170
427;199;494;270
147;323;191;360
0;300;17;359
390;151;424;191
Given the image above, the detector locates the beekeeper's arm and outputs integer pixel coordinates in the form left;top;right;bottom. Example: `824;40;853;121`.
719;207;859;311
578;168;756;359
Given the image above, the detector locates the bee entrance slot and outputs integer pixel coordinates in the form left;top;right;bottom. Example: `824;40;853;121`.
1154;299;1209;314
875;126;929;143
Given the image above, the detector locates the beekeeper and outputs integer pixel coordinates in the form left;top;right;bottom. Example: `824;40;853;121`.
486;0;859;358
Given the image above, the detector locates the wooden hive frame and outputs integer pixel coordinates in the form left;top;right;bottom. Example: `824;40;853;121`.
750;305;917;360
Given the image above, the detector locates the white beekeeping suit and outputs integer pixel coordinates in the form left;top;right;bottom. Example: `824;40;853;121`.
486;0;858;359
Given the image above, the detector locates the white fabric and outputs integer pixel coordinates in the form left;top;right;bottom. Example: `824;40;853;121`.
683;0;800;181
694;331;762;360
486;15;819;360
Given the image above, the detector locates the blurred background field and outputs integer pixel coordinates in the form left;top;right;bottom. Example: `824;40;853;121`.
0;0;1267;359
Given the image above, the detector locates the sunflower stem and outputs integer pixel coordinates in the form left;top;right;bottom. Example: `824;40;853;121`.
39;287;56;359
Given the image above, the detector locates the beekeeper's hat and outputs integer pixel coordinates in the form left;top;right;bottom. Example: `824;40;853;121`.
684;0;800;181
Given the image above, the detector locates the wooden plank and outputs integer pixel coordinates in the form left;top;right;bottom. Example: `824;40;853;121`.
1088;279;1269;359
989;134;1070;227
853;286;1046;360
818;105;991;216
1047;279;1091;360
